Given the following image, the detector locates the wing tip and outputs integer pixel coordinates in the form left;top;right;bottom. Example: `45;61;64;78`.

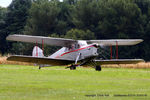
6;35;11;41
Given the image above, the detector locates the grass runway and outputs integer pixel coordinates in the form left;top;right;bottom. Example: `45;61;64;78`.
0;65;150;100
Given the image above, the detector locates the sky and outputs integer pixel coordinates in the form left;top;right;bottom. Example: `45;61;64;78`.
0;0;12;7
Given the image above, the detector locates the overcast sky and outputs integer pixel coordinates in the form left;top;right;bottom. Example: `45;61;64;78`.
0;0;12;7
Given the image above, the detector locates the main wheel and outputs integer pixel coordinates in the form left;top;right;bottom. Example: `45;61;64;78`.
95;65;101;71
70;65;76;70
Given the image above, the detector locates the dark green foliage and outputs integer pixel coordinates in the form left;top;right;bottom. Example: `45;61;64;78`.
97;0;144;39
72;0;101;31
24;0;60;36
134;0;150;14
0;7;7;54
65;28;95;40
6;0;31;35
64;0;78;5
0;0;31;55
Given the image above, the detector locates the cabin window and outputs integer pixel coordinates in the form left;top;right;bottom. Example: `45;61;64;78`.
68;44;80;51
65;48;69;52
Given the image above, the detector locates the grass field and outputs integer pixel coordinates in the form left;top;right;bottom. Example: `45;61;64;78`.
0;65;150;100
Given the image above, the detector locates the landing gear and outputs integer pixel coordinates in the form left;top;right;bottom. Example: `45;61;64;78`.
39;65;43;69
39;65;44;69
70;65;76;70
95;65;101;71
65;65;77;70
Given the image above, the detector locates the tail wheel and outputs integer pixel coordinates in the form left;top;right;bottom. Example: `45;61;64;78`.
70;65;76;70
95;65;101;71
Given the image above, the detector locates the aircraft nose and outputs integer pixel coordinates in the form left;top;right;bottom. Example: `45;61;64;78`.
93;43;98;48
93;52;98;56
93;50;98;56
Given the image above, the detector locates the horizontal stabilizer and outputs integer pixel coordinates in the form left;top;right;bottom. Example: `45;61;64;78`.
86;39;143;46
94;59;144;65
7;55;74;66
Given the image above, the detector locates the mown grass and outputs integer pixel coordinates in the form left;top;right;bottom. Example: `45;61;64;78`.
0;64;150;100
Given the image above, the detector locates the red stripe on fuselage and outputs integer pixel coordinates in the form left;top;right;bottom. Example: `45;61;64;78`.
60;45;95;57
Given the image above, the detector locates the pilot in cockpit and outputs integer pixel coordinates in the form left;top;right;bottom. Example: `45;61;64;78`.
68;44;80;51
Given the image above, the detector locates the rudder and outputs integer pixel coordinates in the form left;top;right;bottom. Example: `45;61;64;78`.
32;46;44;57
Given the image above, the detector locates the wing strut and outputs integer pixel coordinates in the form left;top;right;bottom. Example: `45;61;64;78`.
110;41;119;59
36;41;38;57
110;45;112;59
42;39;44;55
116;41;118;59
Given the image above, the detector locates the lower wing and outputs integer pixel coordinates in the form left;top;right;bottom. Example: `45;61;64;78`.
7;55;144;66
94;59;144;65
7;55;74;66
82;59;144;66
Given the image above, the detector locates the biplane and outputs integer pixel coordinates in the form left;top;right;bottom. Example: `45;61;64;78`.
6;34;144;71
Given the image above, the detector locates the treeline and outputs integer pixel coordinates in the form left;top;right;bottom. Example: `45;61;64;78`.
0;0;150;60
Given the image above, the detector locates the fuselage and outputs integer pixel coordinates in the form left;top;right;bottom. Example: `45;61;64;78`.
49;41;98;61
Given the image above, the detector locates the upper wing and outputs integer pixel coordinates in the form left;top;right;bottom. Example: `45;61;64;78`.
6;34;143;46
94;59;144;65
7;55;74;66
6;34;76;47
86;39;143;46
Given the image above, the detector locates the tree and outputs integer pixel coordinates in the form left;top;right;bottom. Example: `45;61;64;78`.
24;0;60;36
97;0;145;39
54;1;75;35
63;0;78;5
0;7;7;54
72;0;101;32
134;0;150;14
65;28;95;40
0;7;7;25
142;8;150;60
6;0;31;35
92;0;146;59
3;0;32;54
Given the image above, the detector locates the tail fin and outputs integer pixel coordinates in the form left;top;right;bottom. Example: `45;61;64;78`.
32;46;44;57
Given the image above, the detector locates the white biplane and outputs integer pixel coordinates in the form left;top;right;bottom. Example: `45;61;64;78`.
6;34;144;71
